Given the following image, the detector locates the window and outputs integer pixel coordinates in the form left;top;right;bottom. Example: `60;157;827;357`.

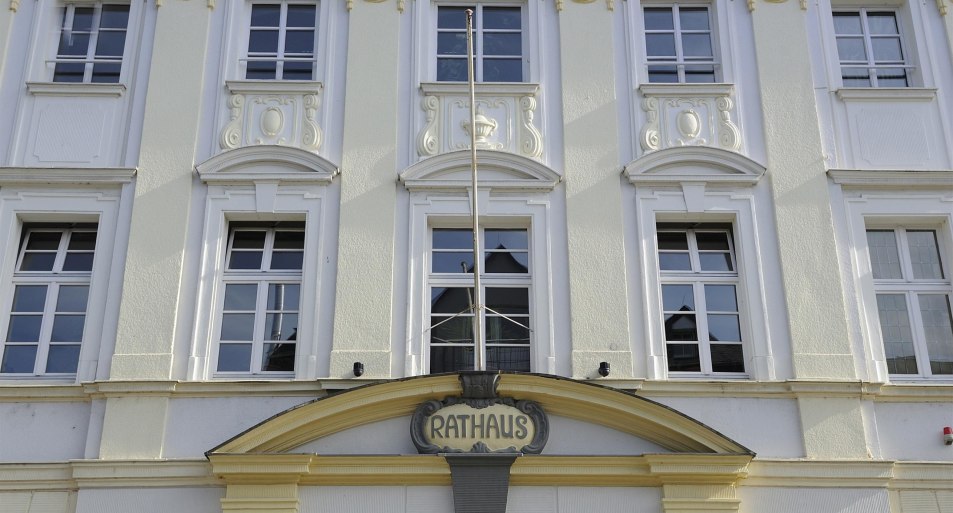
657;225;745;374
1;226;96;375
428;227;531;373
215;223;304;375
52;3;129;83
436;5;524;82
244;2;318;80
642;4;716;83
833;10;909;87
866;228;952;376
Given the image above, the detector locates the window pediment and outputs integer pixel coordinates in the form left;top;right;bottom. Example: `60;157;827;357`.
196;145;339;185
624;147;765;186
399;150;561;192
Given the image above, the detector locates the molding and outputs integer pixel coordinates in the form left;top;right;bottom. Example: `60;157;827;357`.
399;150;561;192
26;82;126;97
225;80;323;96
0;383;89;402
0;460;217;491
420;82;540;96
828;169;953;188
0;167;136;186
624;146;766;185
639;83;735;97
196;145;339;185
890;462;953;489
743;459;895;488
835;87;937;102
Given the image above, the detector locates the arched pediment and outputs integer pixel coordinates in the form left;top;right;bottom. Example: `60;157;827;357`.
624;147;765;186
196;146;340;185
209;373;750;456
399;151;562;192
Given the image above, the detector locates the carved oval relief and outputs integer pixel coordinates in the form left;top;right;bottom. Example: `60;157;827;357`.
677;109;701;139
260;107;284;137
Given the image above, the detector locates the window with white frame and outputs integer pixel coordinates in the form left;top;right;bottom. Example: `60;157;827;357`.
436;4;525;82
215;223;304;375
833;10;909;87
642;4;717;83
244;2;319;80
1;226;97;375
428;227;531;373
51;3;129;83
657;224;745;374
866;227;952;376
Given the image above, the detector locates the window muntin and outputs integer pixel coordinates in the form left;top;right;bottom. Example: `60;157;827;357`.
643;4;716;83
216;224;304;374
436;5;524;82
52;3;129;83
428;227;531;373
833;10;909;87
1;227;96;375
657;226;745;374
867;228;952;376
245;2;318;80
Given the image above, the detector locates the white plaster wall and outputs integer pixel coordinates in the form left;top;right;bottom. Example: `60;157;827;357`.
74;487;223;513
0;402;89;462
161;396;312;458
651;397;804;458
738;487;889;513
299;486;663;513
0;491;75;513
875;402;953;462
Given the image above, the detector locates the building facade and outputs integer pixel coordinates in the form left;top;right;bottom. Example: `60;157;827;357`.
0;0;951;511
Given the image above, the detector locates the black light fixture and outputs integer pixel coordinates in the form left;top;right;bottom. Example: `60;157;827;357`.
598;361;610;377
353;361;364;377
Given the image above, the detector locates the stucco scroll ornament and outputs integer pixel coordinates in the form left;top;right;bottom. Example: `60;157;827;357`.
417;95;440;156
519;96;543;159
716;96;742;151
937;0;947;16
252;96;293;145
10;0;20;12
302;93;323;150
640;97;661;152
220;93;245;150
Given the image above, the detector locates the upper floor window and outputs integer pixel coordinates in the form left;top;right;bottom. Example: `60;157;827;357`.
1;226;96;375
52;3;129;83
436;5;524;82
657;225;745;375
643;4;716;83
833;10;909;87
428;227;531;372
215;223;304;375
867;228;952;376
245;2;318;80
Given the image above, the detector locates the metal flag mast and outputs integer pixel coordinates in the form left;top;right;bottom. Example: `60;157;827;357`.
465;9;486;371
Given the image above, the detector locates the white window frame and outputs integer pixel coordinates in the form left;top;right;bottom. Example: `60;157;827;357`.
434;3;528;83
640;3;719;84
839;188;953;382
831;8;911;88
0;176;129;383
242;1;320;81
190;146;337;380
50;2;129;83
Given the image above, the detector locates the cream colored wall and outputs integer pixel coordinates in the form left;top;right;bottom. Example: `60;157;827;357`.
558;3;633;379
328;1;401;379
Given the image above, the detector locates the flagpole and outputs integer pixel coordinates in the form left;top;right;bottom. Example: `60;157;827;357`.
465;9;485;371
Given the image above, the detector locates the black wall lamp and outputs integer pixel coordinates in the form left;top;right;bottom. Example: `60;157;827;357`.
353;361;364;377
598;361;610;377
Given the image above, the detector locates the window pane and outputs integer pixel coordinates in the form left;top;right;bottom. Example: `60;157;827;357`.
867;13;899;35
438;7;470;29
875;69;907;87
267;283;300;311
664;313;697;341
666;343;700;371
485;250;528;273
91;62;121;83
63;253;95;271
217;343;252;372
876;294;916;374
270;251;303;270
438;33;467;56
646;34;676;57
871;38;903;62
866;230;902;279
486;288;529;315
26;232;62;250
684;65;716;83
483;7;521;29
705;285;737;312
246;61;278;79
45;344;80;373
12;286;47;312
431;287;474;314
283;61;314;80
221;313;255;340
95;31;126;57
430;346;473;373
58;33;90;56
483;33;521;56
71;7;95;31
229;251;264;270
696;232;730;251
644;8;674;30
708;314;741;341
0;345;37;373
487;346;530;372
68;232;97;250
833;12;862;34
483;58;522;82
53;63;86;83
51;315;85;342
263;313;298;341
232;231;266;248
262;342;296;371
20;253;57;272
681;34;712;58
431;316;473;344
285;31;315;54
249;30;280;53
836;37;867;61
224;284;258;311
918;295;953;375
250;4;281;26
286;5;316;27
437;58;469;81
659;253;691;271
433;229;473;249
648;66;679;83
699;253;733;272
99;5;129;28
842;69;871;87
679;8;710;30
662;284;695;311
433;252;475;273
486;229;527;250
7;316;42;342
907;231;943;279
710;344;744;373
486;316;530;345
56;285;89;312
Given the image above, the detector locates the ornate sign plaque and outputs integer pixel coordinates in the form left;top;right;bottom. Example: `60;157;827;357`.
411;373;549;454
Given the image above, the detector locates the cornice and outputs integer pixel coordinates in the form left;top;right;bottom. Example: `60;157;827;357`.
743;459;896;488
828;169;953;188
835;87;937;102
26;82;126;97
0;167;136;186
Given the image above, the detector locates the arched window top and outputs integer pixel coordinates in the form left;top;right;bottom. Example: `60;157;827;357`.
624;147;766;186
399;150;561;192
196;145;339;186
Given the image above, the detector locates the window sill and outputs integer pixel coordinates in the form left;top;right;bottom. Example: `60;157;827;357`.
26;81;126;97
835;87;937;102
639;82;734;97
420;81;540;96
226;79;323;95
827;169;953;188
0;167;137;185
